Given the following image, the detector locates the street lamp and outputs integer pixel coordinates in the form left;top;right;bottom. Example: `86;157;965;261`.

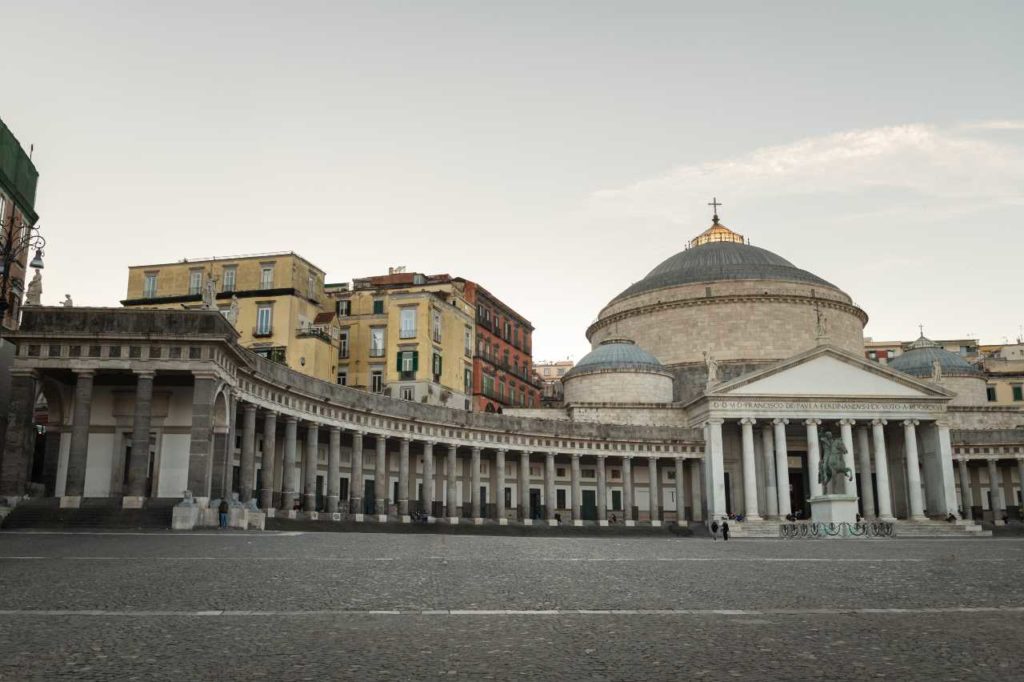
0;215;46;326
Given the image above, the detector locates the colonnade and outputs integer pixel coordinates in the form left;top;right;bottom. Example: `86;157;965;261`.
955;456;1024;525
705;416;956;522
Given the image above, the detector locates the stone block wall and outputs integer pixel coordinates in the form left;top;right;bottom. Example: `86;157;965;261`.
563;368;674;405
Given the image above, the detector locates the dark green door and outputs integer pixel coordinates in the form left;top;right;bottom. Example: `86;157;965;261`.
582;490;597;521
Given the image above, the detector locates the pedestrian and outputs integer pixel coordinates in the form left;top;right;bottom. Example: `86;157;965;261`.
721;519;730;542
710;519;719;541
218;498;229;529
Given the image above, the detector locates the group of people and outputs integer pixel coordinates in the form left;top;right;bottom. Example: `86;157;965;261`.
709;518;730;541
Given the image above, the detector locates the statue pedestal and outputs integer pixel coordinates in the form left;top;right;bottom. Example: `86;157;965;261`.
810;494;859;524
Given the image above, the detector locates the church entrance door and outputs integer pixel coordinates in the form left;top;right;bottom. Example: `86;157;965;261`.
581;490;597;520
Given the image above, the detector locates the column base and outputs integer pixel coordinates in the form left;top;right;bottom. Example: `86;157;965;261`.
306;511;319;521
472;517;484;525
376;514;388;523
331;512;342;522
547;519;558;527
908;515;927;522
280;509;298;519
993;519;1007;526
265;508;276;519
744;515;762;522
447;517;460;525
573;520;583;527
877;515;896;523
625;519;636;527
121;496;145;509
426;516;436;524
60;496;82;509
650;519;662;527
353;513;365;522
598;520;609;527
523;519;533;526
497;518;508;526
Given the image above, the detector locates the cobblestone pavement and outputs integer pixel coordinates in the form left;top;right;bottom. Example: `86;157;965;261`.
1;532;1022;680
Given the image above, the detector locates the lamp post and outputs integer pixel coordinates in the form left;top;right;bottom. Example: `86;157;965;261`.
0;214;45;333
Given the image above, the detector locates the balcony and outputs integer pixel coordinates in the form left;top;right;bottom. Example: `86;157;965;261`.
400;370;416;381
369;346;385;358
295;325;333;343
252;326;273;338
399;328;417;339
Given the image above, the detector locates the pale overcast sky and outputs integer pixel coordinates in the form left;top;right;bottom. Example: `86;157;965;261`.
3;1;1022;361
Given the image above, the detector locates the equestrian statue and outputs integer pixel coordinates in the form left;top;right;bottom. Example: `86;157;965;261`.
818;431;853;494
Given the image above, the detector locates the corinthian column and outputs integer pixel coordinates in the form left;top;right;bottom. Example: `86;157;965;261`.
902;420;925;520
855;425;874;518
805;419;822;499
773;418;791;517
760;425;778;518
872;419;894;521
740;418;761;520
838;419;858;499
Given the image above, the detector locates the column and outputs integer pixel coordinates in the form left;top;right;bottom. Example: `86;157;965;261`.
647;456;660;525
236;403;257;503
760;425;778;518
126;371;155;501
186;374;217;501
64;370;95;501
280;416;298;511
302;422;319;512
470;446;482;521
838;419;859;499
422;441;435;517
398;438;410;518
902;420;925;520
326;426;341;513
772;418;791;517
1018;459;1024;520
872;419;894;521
495;449;506;522
350;431;364;514
690;459;703;521
1;372;38;498
622;456;634;525
375;435;388;517
958;459;973;519
855;425;875;518
259;412;277;510
805;419;822;499
519;451;530;521
545;452;556;523
740;418;761;520
987;459;1006;525
446;443;458;521
597;455;608;523
705;419;726;521
674;458;685;524
571;453;582;524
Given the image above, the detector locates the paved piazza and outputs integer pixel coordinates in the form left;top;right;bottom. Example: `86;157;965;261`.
1;533;1023;680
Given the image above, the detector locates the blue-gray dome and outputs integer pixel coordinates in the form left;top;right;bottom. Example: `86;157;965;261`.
565;340;664;378
613;236;835;303
889;336;983;378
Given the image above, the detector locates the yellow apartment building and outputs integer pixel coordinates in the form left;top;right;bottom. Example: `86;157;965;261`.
122;252;341;382
326;270;475;410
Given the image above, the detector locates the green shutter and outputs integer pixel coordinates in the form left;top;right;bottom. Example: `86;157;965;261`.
438;354;443;375
412;351;419;371
396;352;402;372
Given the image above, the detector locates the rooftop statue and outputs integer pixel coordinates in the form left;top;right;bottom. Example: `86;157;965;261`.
703;349;719;388
24;270;42;306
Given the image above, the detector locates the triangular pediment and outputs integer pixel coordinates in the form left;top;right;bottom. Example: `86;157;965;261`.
711;345;951;399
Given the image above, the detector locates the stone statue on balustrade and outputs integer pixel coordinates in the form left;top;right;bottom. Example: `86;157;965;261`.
24;270;42;306
818;431;853;494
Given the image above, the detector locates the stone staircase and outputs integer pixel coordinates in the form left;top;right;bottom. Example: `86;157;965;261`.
1;497;176;530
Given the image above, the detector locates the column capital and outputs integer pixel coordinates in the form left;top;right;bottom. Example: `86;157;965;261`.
400;435;412;443
74;369;95;378
705;418;725;427
772;417;789;426
424;440;436;447
871;418;887;426
902;419;920;427
596;454;606;460
243;402;258;413
471;446;481;454
804;418;821;426
134;370;156;379
838;418;856;426
262;408;278;418
353;429;366;436
495;448;507;455
447;442;458;452
283;415;298;424
328;424;341;433
739;417;757;426
520;450;532;456
571;452;581;460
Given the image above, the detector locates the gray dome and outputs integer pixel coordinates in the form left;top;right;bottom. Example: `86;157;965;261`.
565;340;664;378
613;240;835;303
889;336;983;378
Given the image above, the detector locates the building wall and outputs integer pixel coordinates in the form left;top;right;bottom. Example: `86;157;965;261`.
563;369;674;405
589;279;865;364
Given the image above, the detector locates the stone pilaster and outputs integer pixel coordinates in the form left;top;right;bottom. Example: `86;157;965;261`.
647;456;660;525
125;371;155;502
238;403;257;503
690;458;703;522
987;459;1006;525
259;411;277;511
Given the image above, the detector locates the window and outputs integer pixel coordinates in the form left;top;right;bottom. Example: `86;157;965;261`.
401;386;415;401
260;265;274;289
557;467;566;477
464;368;472;393
432;352;442;380
397;350;418;373
370;328;385;357
339;331;349;358
556;489;566;509
464;326;472;356
1014;385;1023;402
222;267;236;292
337;300;351;316
143;273;158;298
582;469;595;479
372;299;384;315
987;386;997;402
400;308;417;338
483;374;494;396
432;309;442;343
255;304;272;335
337;370;348;386
189;270;203;295
371;369;384;393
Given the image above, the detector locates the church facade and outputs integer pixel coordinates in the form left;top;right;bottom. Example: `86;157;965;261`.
1;217;1022;534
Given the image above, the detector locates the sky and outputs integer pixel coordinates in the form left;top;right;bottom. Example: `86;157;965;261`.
3;1;1023;361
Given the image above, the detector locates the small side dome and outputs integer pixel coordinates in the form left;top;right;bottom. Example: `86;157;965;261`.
889;335;983;378
565;339;664;378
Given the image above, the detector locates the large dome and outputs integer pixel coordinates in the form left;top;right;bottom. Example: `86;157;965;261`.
889;336;983;378
613;239;834;303
565;339;664;378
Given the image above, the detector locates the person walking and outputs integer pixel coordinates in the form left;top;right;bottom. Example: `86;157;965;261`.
710;519;719;541
218;498;230;529
721;519;730;542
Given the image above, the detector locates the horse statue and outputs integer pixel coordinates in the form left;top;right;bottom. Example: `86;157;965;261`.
818;431;853;494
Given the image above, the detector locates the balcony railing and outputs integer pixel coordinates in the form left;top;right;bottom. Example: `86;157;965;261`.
399;328;417;339
252;326;273;338
369;346;385;357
